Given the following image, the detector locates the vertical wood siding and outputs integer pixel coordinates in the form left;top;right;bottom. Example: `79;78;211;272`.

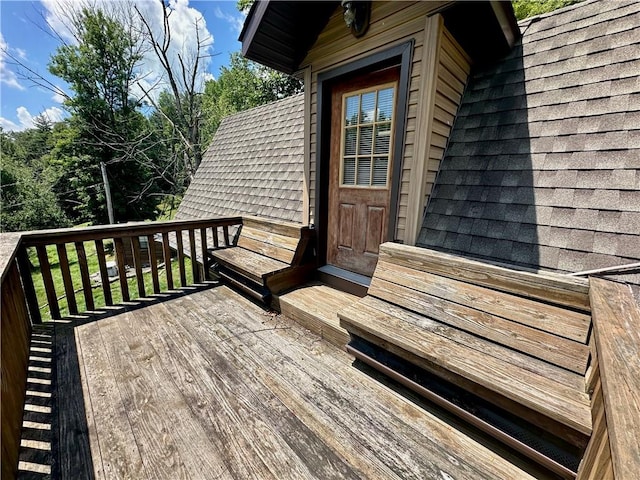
420;28;471;223
303;1;470;243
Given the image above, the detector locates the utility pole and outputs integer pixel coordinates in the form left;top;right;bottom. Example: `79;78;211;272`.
100;161;115;224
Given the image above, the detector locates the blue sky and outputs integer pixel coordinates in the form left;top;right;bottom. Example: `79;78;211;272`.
0;0;245;131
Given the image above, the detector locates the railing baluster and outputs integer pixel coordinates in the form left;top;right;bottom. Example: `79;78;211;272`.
162;232;173;290
176;230;187;287
131;236;146;298
16;218;244;318
212;226;219;249
36;245;60;320
17;248;42;324
75;241;95;311
147;234;160;294
223;225;230;247
189;229;199;283
114;237;129;302
95;240;113;306
200;228;208;281
56;243;78;314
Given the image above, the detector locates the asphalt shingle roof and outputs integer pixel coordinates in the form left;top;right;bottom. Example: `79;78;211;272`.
418;0;640;286
176;93;305;224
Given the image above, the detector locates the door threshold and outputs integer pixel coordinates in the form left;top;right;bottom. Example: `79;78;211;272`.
317;265;370;297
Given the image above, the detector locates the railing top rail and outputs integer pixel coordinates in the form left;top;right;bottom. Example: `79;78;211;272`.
18;217;244;247
0;232;23;283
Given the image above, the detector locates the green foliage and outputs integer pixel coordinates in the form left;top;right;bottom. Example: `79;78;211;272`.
512;0;584;20
3;5;304;231
1;128;71;232
49;8;140;123
47;7;160;224
236;0;254;13
147;90;198;196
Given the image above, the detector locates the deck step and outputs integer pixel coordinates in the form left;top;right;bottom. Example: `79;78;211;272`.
317;265;370;297
277;283;360;348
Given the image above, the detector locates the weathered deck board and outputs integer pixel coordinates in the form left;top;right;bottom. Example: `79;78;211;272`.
74;321;146;480
590;278;640;480
31;286;555;479
54;326;97;479
141;300;359;479
278;283;358;347
93;310;215;478
180;287;545;479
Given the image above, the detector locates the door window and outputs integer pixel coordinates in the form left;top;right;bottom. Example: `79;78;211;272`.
341;83;396;187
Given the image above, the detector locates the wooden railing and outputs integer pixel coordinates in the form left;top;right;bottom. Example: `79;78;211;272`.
17;217;242;322
1;234;32;480
0;217;241;478
577;278;640;480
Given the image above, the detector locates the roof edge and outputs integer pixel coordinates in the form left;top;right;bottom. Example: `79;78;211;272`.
238;0;268;48
242;1;521;73
490;1;521;49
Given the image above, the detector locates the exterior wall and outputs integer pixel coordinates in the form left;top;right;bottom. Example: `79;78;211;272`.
302;1;470;243
408;25;471;244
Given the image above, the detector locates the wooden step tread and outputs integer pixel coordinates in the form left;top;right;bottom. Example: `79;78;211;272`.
211;247;289;284
279;284;359;348
339;297;592;437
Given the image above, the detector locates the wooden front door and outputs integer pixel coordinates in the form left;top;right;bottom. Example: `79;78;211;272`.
327;68;399;277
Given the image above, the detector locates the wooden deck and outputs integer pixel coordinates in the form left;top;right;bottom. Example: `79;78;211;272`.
18;284;555;479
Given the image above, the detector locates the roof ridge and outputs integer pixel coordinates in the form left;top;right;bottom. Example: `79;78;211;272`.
518;0;601;27
222;92;304;121
216;92;304;131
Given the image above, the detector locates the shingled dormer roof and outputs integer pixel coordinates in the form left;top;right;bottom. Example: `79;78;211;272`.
418;0;640;286
176;93;305;224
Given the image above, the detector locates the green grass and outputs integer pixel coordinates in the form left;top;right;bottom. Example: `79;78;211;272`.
156;195;182;221
29;241;195;321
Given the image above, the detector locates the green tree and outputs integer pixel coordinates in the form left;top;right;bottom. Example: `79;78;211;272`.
1;128;70;232
146;90;193;202
512;0;584;20
237;0;254;13
48;7;159;223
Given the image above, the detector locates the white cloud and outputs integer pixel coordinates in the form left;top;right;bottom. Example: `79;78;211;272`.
0;106;64;132
41;0;78;44
0;32;26;91
0;117;21;131
41;0;216;102
214;6;245;35
133;0;215;99
52;85;67;103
